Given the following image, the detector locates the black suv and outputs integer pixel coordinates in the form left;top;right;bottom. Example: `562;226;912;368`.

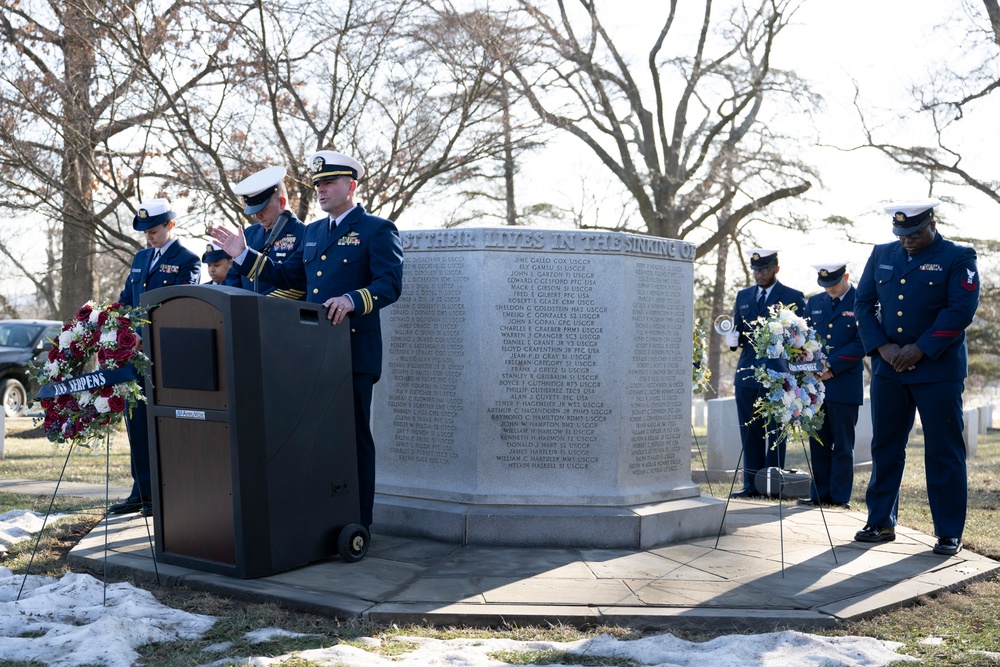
0;319;62;417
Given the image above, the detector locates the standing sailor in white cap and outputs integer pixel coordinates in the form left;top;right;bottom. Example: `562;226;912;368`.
726;248;806;498
800;262;863;509
112;198;200;517
229;166;306;299
211;150;403;530
853;199;979;556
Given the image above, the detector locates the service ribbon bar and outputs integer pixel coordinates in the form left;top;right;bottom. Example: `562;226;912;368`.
37;366;139;399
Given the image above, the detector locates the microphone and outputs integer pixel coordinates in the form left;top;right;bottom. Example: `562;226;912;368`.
259;211;291;258
252;211;291;295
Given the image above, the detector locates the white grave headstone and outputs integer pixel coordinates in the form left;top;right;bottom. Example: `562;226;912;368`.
978;404;993;435
963;407;979;458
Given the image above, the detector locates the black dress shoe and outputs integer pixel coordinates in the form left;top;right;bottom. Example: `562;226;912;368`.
796;498;820;506
933;537;962;556
108;499;142;515
140;502;153;517
729;489;762;499
830;502;852;510
855;523;895;543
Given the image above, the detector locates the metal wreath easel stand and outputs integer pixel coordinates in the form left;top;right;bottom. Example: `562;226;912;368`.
713;418;838;577
691;421;714;497
17;414;160;605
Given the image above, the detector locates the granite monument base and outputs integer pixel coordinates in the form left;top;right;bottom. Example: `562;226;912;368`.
374;494;726;549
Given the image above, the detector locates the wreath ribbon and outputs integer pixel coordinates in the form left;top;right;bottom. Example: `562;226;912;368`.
36;366;139;399
762;358;824;374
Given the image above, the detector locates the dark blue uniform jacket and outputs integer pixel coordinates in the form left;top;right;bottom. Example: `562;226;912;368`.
225;214;306;299
119;241;201;308
855;233;979;384
731;281;806;387
237;204;403;377
806;286;864;405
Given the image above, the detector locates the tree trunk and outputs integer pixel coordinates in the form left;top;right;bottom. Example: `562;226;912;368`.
708;236;731;396
501;79;517;226
58;1;98;319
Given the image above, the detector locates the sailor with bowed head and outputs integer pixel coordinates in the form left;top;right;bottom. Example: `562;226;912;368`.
853;198;980;556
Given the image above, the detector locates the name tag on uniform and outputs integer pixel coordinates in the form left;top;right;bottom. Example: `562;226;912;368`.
811;309;822;315
131;268;141;273
919;263;943;271
878;264;893;270
305;242;317;247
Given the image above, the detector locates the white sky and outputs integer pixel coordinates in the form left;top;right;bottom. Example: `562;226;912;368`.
0;510;928;667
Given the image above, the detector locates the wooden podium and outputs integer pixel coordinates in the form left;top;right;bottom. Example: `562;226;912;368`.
141;285;366;578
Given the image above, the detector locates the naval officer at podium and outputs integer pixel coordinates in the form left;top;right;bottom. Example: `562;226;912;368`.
227;165;307;299
212;151;403;528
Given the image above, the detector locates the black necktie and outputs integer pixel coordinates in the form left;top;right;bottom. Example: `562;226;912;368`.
149;249;161;270
757;288;766;311
831;296;841;309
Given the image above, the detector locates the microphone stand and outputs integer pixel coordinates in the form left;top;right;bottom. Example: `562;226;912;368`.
252;211;291;294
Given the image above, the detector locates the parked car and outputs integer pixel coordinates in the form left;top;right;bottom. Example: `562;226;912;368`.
0;319;63;417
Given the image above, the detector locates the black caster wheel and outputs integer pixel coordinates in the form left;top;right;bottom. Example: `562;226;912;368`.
337;523;370;562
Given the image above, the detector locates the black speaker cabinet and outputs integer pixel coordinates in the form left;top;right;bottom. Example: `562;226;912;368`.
140;285;360;578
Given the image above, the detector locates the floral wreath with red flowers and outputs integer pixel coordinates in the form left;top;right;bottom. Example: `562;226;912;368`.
30;301;151;445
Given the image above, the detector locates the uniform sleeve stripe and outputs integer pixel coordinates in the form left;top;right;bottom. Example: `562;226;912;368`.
931;330;961;338
248;253;266;280
268;289;305;300
357;288;373;315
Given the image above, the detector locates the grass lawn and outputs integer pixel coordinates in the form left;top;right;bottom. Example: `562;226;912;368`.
3;416;1000;666
1;416;132;486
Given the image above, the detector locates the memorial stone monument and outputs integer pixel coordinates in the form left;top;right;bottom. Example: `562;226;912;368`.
372;228;724;548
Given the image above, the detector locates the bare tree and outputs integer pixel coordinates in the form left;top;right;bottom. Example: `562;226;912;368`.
2;0;519;313
0;0;239;318
492;0;818;257
851;0;999;208
155;0;527;230
413;2;549;227
848;0;1000;379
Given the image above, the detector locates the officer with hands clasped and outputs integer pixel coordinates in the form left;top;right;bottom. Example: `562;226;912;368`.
228;165;307;300
110;199;201;517
211;150;404;529
853;199;980;556
726;248;806;498
799;262;864;509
